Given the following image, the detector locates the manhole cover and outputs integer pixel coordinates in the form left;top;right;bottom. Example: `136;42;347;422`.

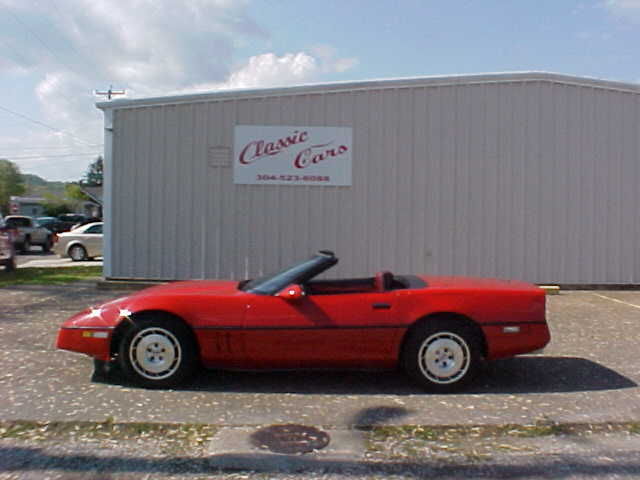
250;424;330;454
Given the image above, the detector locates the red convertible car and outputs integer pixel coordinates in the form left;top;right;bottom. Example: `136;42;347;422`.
57;251;550;392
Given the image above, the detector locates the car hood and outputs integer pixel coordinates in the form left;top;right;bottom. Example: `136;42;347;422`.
129;280;241;296
61;280;243;329
418;275;542;292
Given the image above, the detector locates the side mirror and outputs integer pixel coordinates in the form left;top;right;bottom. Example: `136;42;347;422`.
276;284;306;302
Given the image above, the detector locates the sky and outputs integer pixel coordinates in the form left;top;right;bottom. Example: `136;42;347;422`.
1;0;639;182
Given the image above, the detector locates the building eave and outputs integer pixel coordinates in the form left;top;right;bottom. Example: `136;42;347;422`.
96;71;640;111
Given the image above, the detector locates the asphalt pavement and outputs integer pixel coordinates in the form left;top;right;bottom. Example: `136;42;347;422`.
0;284;639;428
15;249;102;268
2;283;640;477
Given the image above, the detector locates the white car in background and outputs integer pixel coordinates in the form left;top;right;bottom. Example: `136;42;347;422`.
53;222;103;261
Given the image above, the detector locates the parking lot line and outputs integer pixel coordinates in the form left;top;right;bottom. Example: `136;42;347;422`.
592;293;640;310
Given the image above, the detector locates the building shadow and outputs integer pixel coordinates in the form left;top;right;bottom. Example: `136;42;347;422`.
3;445;640;478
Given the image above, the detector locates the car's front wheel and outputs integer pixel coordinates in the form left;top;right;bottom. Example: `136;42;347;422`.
118;314;198;388
402;318;483;393
68;244;87;261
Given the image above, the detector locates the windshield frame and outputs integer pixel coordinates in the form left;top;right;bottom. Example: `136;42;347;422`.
240;252;337;296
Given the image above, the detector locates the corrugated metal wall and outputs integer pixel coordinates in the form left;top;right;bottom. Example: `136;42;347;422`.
106;76;640;284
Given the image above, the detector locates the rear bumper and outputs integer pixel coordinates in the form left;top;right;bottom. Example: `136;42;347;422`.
482;322;551;360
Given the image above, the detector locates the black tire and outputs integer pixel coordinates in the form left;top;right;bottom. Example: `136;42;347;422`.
117;314;198;388
21;237;30;254
93;358;119;380
4;256;16;272
402;318;483;393
42;237;52;253
69;244;87;261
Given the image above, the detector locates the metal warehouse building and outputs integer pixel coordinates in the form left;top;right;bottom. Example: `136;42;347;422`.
98;72;640;285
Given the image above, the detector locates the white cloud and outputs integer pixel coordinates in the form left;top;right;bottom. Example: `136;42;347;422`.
0;0;358;181
312;44;360;74
223;52;318;89
173;50;359;95
605;0;640;8
179;52;318;94
604;0;640;19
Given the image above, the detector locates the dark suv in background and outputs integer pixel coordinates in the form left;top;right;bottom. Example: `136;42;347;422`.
57;213;87;232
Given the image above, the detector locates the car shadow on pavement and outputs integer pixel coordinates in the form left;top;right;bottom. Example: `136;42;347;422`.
95;356;636;395
471;356;637;394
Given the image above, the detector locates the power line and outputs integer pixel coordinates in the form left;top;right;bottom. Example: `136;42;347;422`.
0;36;33;68
4;7;85;83
0;104;100;147
48;0;103;76
20;156;97;167
4;152;101;160
0;145;104;152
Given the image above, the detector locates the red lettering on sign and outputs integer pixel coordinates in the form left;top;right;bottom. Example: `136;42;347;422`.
294;143;349;169
239;130;309;165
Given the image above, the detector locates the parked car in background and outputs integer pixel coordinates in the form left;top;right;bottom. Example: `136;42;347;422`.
53;222;103;261
57;213;87;232
71;216;102;230
0;217;16;272
4;215;54;253
35;216;67;234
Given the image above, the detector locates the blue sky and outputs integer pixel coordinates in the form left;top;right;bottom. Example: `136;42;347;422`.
0;0;639;181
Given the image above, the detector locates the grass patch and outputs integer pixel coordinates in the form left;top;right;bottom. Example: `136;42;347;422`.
0;420;217;454
365;422;640;460
0;266;102;287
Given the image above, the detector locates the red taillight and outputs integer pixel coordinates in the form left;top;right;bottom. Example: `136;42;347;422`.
52;233;59;243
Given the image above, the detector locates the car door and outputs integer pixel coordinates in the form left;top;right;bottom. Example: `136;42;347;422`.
243;289;397;369
28;219;43;244
82;224;103;257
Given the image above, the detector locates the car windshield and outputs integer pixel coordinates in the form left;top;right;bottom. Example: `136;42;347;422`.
6;218;29;228
240;253;337;295
35;219;52;227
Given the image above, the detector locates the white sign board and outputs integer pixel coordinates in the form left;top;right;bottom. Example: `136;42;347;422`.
233;125;352;186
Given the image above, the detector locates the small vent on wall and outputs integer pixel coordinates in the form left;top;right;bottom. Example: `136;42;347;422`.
208;146;231;167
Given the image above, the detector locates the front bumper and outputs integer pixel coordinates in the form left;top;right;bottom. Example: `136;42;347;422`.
56;327;113;361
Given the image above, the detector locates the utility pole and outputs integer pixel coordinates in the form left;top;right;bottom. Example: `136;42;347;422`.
94;85;126;100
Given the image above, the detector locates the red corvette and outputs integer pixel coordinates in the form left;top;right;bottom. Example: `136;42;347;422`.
57;251;550;392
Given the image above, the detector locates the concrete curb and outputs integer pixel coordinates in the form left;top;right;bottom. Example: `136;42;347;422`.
96;279;167;290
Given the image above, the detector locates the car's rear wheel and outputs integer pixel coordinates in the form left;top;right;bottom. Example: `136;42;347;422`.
69;244;87;261
42;236;52;252
4;256;16;272
402;318;482;393
118;315;198;388
21;237;30;253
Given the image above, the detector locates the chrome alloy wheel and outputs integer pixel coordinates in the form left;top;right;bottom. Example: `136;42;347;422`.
417;332;470;384
69;245;86;261
129;327;182;380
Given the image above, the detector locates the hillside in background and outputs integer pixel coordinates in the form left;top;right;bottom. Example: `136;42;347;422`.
21;174;66;198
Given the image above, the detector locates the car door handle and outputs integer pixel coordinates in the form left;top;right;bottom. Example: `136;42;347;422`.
372;303;391;310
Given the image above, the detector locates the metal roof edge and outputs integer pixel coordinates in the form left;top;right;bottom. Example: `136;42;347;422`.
96;71;640;110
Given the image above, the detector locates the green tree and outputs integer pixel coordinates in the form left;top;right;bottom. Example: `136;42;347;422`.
42;193;73;217
81;156;103;186
65;183;90;202
0;159;26;216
